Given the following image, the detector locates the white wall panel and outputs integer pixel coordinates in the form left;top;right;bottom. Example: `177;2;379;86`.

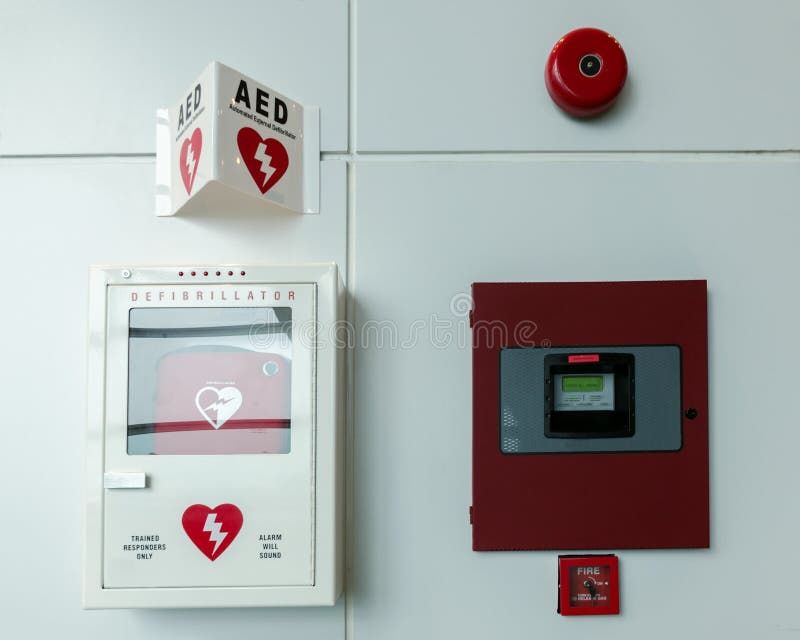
352;159;800;638
357;0;800;152
4;2;800;638
0;158;346;638
0;0;348;154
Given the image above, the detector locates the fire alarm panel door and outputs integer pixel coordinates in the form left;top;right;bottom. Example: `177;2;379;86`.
103;285;314;589
472;280;708;551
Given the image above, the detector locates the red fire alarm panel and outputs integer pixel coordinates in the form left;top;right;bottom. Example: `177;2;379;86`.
558;555;619;616
470;280;709;551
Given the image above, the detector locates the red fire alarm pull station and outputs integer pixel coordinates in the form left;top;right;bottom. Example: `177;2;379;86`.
545;27;628;117
470;280;709;551
558;555;619;616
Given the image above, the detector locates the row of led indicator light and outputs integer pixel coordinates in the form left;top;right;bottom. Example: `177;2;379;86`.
177;270;247;277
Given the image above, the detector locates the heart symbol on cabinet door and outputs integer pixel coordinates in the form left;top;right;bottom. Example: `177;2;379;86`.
182;503;243;561
179;128;203;194
237;127;289;194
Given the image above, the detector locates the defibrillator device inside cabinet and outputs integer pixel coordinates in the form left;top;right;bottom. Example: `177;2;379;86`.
84;264;343;608
470;280;709;551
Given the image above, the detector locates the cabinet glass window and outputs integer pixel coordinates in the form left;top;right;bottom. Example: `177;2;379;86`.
127;307;292;455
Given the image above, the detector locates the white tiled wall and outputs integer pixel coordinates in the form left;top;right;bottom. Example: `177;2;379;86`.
0;156;348;638
0;0;349;154
351;159;800;639
2;2;799;639
357;0;800;152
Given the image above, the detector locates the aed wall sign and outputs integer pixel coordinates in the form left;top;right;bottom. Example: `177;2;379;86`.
156;62;320;216
83;264;343;608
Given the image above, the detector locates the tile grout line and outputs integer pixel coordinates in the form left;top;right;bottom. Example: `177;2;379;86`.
0;153;157;159
323;149;800;162
3;149;799;163
344;0;357;639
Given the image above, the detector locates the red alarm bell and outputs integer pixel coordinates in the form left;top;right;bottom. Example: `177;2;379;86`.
545;28;628;117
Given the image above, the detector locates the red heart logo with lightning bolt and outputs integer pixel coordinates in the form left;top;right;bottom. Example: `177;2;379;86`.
179;128;203;195
182;503;243;561
237;127;289;194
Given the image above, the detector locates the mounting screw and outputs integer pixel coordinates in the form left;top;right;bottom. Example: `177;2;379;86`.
121;269;132;279
685;408;698;420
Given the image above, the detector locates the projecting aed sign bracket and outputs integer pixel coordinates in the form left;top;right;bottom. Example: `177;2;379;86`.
155;61;320;217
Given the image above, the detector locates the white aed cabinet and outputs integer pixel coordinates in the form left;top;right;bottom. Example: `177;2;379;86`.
83;264;343;608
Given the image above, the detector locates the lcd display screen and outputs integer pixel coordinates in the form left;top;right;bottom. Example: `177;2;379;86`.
562;375;604;393
554;372;615;412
